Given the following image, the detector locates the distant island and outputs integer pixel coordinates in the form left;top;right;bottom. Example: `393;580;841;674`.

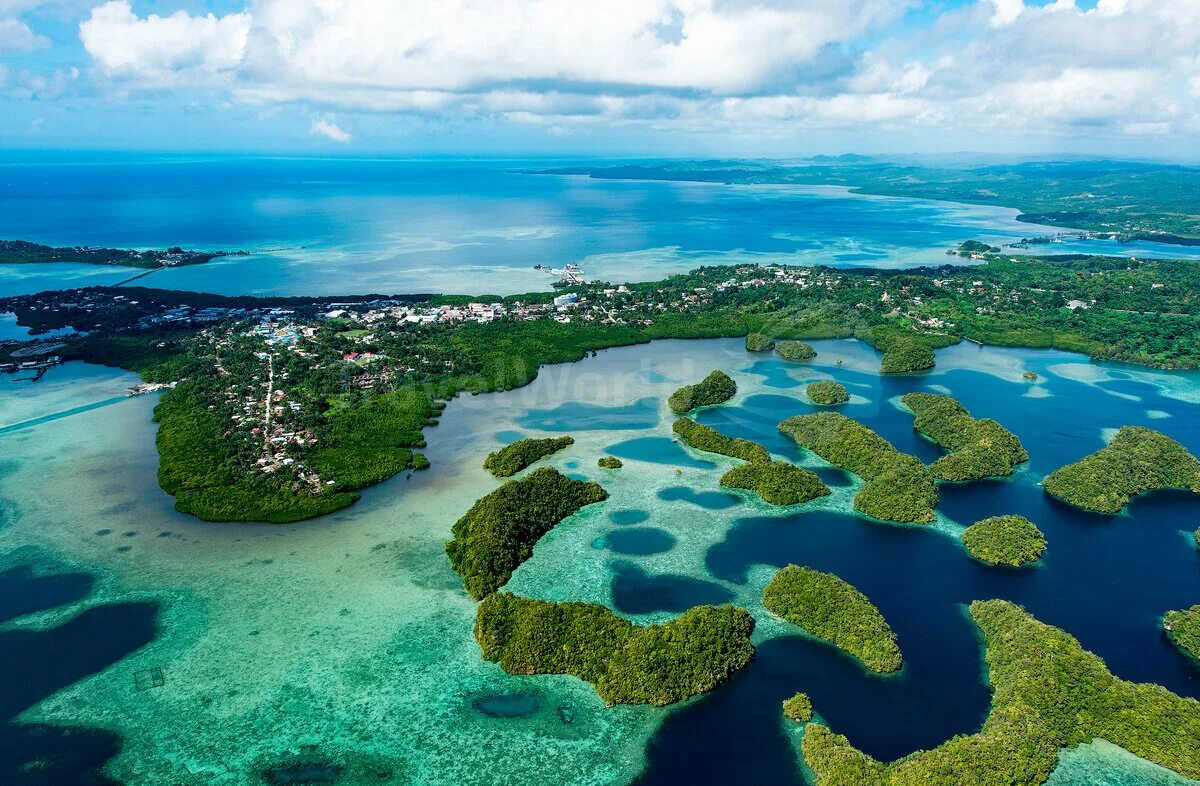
530;160;1200;245
0;239;237;269
802;600;1200;785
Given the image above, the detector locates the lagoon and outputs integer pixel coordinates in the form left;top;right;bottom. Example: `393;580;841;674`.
4;155;1200;299
1;338;1200;784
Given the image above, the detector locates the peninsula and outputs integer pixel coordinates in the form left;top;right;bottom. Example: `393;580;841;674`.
0;239;234;269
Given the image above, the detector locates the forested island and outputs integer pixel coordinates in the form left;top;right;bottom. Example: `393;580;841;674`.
672;418;770;464
807;380;849;406
720;461;830;507
801;600;1200;785
745;333;775;352
0;239;233;268
1164;606;1200;666
534;159;1200;243
483;436;574;477
902;393;1028;481
668;370;737;413
474;593;755;706
762;565;901;673
445;468;607;599
779;413;938;523
961;515;1046;567
776;340;817;362
1043;426;1200;514
5;247;1200;523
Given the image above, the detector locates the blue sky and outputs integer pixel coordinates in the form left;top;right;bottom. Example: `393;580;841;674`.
1;0;1197;158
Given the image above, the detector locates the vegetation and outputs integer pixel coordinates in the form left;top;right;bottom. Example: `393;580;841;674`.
801;599;1200;785
1043;426;1200;514
1163;606;1200;665
445;468;608;599
746;333;775;352
720;461;830;506
474;593;756;706
859;326;948;373
962;515;1046;567
901;392;1028;481
1023;371;1038;381
783;692;813;722
807;380;849;406
776;340;817;361
779;413;938;524
763;565;902;673
598;456;623;469
0;239;231;268
483;436;574;477
672;417;770;464
668;370;737;413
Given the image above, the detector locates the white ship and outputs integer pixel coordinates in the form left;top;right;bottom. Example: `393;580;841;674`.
537;263;587;287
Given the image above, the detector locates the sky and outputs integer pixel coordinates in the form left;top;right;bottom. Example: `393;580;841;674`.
1;0;1198;159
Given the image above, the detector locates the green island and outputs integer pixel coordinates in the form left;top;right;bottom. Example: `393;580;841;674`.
7;244;1200;523
445;468;608;600
483;436;574;477
807;380;849;406
668;369;737;413
672;417;770;464
962;515;1047;567
779;412;938;524
746;332;775;352
859;326;944;374
719;461;830;507
783;692;813;722
1043;426;1200;514
0;238;233;269
762;565;902;673
776;340;817;361
473;593;756;707
1163;606;1200;666
801;599;1200;785
535;160;1200;243
597;456;623;469
901;392;1028;481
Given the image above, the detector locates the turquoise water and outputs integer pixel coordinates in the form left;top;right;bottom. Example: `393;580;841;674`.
3;156;1199;298
2;339;1200;785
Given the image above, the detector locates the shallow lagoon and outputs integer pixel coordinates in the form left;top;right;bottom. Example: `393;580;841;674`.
1;337;1200;785
3;157;1200;298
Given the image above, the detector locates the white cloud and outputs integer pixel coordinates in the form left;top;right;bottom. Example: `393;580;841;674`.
65;0;1200;141
309;114;350;142
79;0;249;84
0;16;49;52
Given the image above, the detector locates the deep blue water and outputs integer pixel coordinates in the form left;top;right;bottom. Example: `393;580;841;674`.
3;155;1198;298
615;350;1200;785
0;561;157;785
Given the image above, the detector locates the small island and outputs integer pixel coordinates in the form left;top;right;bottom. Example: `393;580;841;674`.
1163;605;1200;666
0;238;232;269
782;692;813;722
901;392;1028;481
668;370;737;414
483;436;574;477
445;467;608;599
673;417;770;463
1043;426;1200;514
762;565;902;673
802;600;1200;785
720;461;830;506
474;593;756;706
779;412;938;524
598;456;623;469
776;341;817;362
1023;371;1038;381
962;515;1046;567
807;380;849;406
858;326;952;374
746;333;775;352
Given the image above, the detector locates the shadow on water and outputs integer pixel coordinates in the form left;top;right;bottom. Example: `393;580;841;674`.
634;358;1200;785
0;561;157;786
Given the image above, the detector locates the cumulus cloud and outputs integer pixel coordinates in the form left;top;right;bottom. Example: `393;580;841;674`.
68;0;1200;140
309;114;350;142
0;16;49;52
